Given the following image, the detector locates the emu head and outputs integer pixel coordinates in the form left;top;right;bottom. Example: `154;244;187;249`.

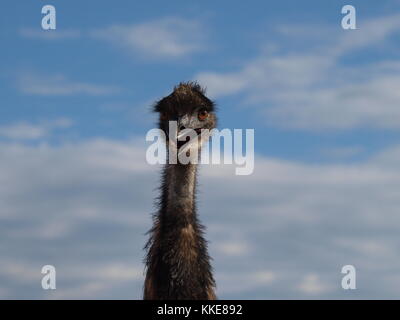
154;82;217;156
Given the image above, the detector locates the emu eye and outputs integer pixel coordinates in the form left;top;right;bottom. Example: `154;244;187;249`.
198;109;209;121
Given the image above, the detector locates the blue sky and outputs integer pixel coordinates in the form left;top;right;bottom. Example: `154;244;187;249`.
1;0;400;299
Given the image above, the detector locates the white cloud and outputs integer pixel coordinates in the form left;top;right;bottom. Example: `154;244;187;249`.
19;28;81;40
0;123;46;140
196;14;400;130
19;17;206;59
91;17;205;59
216;270;278;295
1;138;400;298
0;138;155;299
216;241;250;256
334;13;400;56
320;146;364;159
0;118;72;141
297;274;332;295
49;263;144;299
18;73;120;96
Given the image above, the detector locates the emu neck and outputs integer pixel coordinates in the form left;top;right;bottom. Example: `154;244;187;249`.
165;163;197;219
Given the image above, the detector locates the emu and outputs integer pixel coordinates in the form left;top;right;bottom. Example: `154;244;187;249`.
143;82;217;300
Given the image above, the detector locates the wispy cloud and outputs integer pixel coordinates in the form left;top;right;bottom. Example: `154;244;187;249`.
320;146;365;159
0;123;46;140
0;118;72;141
196;13;400;130
333;13;400;55
215;241;251;257
91;17;206;59
19;28;81;40
296;274;333;295
18;73;120;96
1;138;400;298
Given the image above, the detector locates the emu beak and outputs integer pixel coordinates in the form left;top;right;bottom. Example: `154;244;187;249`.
176;129;188;141
176;114;193;143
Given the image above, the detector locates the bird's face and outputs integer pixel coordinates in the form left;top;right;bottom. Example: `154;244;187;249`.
162;106;217;151
155;83;217;154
